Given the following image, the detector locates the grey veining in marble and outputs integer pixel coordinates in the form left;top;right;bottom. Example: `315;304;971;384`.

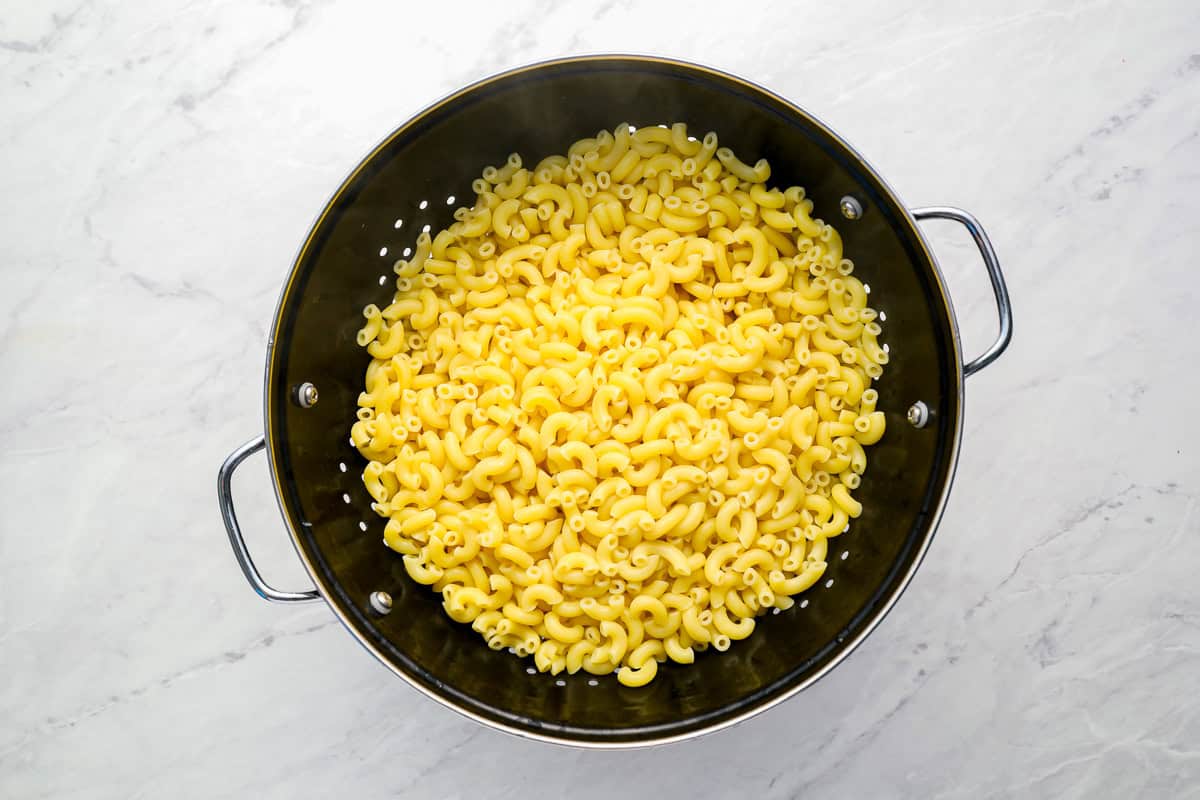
2;0;1199;797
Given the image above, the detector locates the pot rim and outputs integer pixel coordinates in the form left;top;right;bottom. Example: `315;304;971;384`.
262;53;965;748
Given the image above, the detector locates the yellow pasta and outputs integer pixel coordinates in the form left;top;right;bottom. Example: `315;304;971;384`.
354;123;889;687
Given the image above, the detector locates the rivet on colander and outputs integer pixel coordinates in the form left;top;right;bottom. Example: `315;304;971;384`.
293;382;318;408
839;195;864;220
907;401;930;428
369;591;393;615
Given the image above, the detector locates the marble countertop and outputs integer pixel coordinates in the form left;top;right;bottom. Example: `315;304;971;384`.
3;0;1199;797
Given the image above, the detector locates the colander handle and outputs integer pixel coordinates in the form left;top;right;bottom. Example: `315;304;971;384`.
911;206;1013;377
218;436;321;604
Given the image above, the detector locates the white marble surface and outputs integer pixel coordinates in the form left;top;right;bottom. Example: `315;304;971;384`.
3;0;1199;796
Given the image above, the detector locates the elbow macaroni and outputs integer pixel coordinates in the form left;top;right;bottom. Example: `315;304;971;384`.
355;124;888;687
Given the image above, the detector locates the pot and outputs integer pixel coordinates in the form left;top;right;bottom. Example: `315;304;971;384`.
218;55;1012;746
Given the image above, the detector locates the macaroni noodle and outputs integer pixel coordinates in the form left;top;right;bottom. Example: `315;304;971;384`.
355;124;888;687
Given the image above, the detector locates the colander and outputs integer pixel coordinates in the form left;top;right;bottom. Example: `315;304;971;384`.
217;55;1012;747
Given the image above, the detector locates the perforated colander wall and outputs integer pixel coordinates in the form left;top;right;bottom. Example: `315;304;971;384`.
265;57;962;745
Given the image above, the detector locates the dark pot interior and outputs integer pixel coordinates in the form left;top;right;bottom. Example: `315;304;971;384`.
264;56;961;744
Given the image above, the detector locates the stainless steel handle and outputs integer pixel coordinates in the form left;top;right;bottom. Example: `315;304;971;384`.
218;436;321;603
911;206;1013;377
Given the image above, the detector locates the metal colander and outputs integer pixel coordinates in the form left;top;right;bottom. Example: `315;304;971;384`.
218;55;1012;747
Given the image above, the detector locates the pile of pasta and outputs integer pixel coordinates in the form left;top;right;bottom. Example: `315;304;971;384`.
353;123;887;687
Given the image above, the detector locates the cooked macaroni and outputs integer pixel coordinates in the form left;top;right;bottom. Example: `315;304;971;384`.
354;123;888;687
